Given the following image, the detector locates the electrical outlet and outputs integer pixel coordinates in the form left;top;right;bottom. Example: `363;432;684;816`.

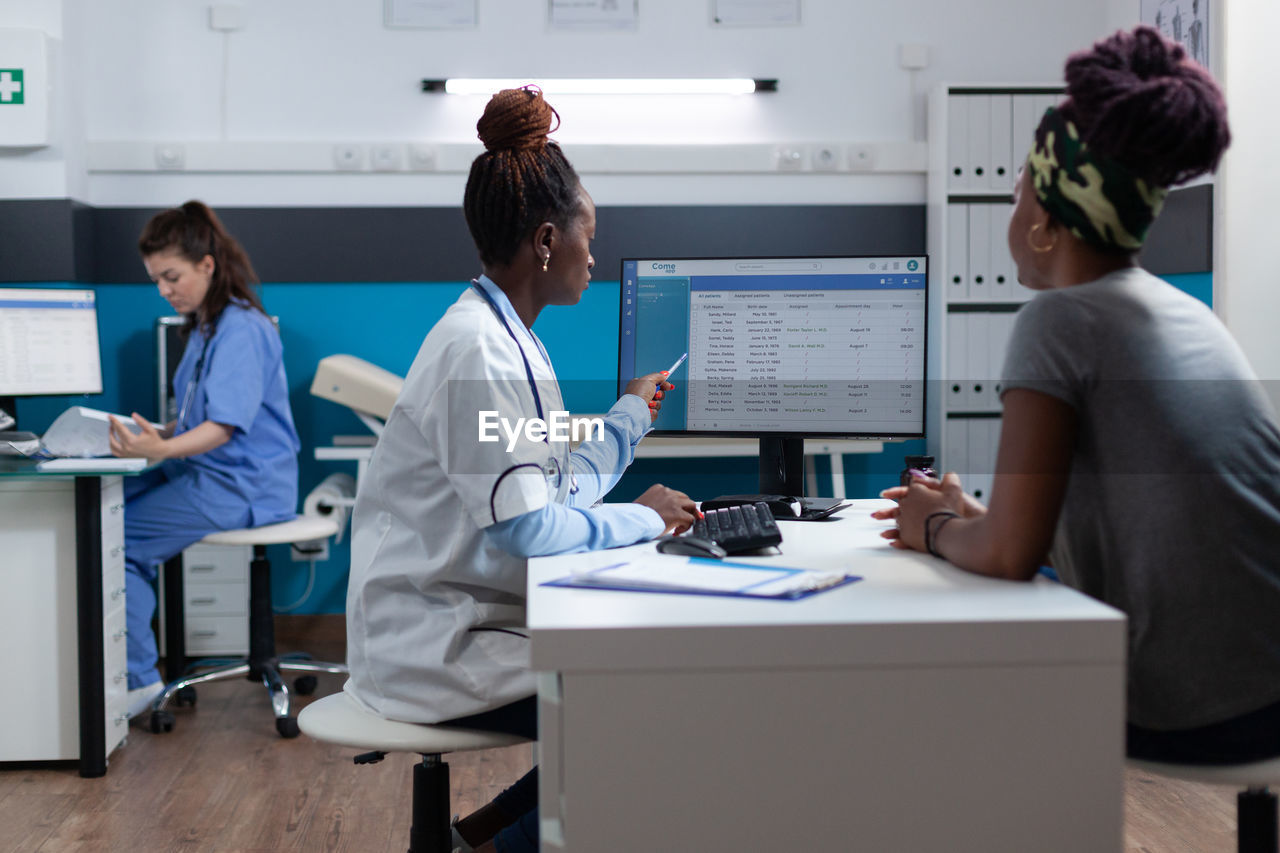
847;144;877;171
291;538;329;562
333;144;363;171
811;144;841;172
899;43;929;70
407;143;436;171
370;144;402;171
154;143;185;170
209;4;247;31
775;145;805;171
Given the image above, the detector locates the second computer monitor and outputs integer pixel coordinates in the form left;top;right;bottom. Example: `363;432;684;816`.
618;255;927;440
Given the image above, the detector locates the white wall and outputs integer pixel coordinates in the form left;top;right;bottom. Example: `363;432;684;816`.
55;0;1113;207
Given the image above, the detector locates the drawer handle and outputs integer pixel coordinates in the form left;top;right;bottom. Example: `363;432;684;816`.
112;628;128;640
113;713;129;726
191;630;218;639
110;546;123;558
111;586;126;600
190;597;217;605
190;565;216;573
114;670;128;683
110;502;124;514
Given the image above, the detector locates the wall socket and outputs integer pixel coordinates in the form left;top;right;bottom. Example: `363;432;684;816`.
847;144;877;171
775;145;805;171
333;144;363;171
370;144;402;171
154;143;185;170
811;144;841;172
407;143;437;171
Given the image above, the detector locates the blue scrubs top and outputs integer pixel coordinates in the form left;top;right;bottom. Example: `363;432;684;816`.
163;301;300;526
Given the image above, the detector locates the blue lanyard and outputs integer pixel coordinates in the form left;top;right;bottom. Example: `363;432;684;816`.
471;281;545;422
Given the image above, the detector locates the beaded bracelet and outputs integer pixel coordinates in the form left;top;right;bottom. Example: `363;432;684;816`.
923;510;960;557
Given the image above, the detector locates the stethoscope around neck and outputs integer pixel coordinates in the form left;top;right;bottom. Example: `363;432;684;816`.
176;334;212;431
472;280;578;522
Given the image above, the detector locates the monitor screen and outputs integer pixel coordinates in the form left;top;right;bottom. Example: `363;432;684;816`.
618;255;927;440
0;287;104;397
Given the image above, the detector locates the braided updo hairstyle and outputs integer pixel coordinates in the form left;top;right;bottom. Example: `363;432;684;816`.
1057;25;1230;188
463;86;582;268
138;200;266;337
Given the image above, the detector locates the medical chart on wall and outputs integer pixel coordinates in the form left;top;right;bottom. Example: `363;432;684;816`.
711;0;801;27
1141;0;1209;68
384;0;477;29
549;0;639;30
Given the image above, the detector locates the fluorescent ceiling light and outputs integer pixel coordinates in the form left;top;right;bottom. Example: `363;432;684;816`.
422;78;777;95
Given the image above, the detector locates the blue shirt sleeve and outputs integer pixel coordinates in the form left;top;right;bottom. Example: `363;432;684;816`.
565;393;651;508
484;500;664;558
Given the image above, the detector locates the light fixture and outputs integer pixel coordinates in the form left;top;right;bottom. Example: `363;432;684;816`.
421;78;777;95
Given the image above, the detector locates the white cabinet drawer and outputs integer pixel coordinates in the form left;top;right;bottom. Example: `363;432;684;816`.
185;615;249;655
183;544;250;585
184;582;248;616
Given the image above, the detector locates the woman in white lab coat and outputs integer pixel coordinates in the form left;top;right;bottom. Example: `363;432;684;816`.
344;86;696;853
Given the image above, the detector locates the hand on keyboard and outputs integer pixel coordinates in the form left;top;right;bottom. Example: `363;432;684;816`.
687;501;783;555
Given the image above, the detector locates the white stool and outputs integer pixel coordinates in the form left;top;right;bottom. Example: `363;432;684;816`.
1129;757;1280;852
299;691;533;853
149;515;347;738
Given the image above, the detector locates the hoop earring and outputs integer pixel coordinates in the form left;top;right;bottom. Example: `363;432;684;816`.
542;254;550;272
1028;223;1056;254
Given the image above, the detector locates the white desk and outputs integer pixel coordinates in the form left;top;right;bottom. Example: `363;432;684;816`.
528;501;1126;852
0;462;135;777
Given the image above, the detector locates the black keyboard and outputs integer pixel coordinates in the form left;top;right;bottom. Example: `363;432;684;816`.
690;501;783;555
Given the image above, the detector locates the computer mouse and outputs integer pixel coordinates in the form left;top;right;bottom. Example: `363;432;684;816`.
655;535;728;560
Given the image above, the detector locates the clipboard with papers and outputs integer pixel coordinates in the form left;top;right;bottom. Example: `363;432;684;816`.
543;555;861;600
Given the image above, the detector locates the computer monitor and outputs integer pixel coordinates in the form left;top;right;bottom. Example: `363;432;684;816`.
618;255;927;496
0;287;103;429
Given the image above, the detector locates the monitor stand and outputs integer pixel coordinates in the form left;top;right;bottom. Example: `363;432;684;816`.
755;437;847;519
759;436;805;497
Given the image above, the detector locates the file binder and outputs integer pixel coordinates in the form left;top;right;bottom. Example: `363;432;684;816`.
543;556;861;601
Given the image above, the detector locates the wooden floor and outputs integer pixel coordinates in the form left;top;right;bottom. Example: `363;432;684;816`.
0;615;1247;852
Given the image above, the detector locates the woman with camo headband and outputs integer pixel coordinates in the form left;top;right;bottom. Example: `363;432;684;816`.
876;26;1280;764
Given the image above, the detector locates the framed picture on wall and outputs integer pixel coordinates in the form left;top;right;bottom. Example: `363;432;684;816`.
1141;0;1208;68
549;0;639;30
711;0;801;27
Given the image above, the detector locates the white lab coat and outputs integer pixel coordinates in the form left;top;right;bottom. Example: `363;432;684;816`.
344;278;654;723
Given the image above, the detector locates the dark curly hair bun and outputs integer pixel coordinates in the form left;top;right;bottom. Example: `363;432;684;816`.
1061;25;1230;188
463;86;580;267
476;86;561;153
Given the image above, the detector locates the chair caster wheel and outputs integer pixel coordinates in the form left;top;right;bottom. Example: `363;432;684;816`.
149;710;175;734
276;716;300;739
293;675;318;696
174;686;198;707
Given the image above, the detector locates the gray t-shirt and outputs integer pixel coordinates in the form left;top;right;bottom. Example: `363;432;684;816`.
1002;266;1280;730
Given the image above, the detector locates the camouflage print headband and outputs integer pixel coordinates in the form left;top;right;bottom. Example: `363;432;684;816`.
1027;107;1168;252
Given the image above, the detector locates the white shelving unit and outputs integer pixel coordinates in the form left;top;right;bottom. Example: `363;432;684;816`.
926;84;1064;502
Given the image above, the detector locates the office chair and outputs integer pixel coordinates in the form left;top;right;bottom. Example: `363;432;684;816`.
1128;757;1280;853
299;691;533;853
150;514;347;738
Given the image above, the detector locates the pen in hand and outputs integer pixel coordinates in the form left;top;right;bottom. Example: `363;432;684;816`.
659;352;688;389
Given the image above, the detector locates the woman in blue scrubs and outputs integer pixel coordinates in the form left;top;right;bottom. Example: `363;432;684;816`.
109;201;300;718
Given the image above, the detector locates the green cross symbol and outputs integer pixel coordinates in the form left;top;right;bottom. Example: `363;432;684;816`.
0;69;23;105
